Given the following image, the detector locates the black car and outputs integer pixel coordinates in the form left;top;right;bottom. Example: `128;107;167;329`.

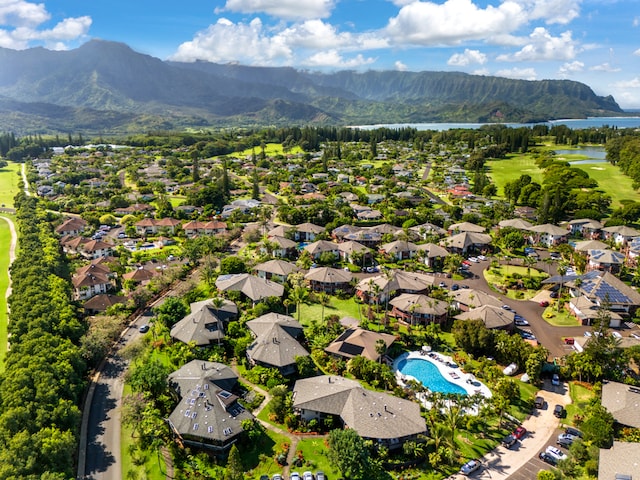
539;452;558;466
554;404;565;418
502;434;517;448
451;284;460;291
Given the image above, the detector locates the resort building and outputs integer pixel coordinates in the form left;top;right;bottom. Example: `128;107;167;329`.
325;327;396;362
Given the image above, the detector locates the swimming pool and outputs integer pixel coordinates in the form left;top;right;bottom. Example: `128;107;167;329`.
397;357;467;395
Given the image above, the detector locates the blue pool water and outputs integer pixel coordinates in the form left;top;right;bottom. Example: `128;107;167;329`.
397;358;467;395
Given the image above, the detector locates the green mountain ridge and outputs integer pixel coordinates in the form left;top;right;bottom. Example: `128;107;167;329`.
0;39;625;134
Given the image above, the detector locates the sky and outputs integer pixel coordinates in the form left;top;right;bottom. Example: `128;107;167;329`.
1;0;640;109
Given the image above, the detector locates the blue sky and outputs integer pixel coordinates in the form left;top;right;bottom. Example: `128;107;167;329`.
2;0;640;108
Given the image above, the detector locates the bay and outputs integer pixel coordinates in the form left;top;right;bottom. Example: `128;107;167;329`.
352;116;640;131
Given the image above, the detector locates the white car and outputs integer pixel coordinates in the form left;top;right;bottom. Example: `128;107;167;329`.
477;255;487;261
546;445;568;461
460;459;481;475
468;257;479;263
611;331;622;339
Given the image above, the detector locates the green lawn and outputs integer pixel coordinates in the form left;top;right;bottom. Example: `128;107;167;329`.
565;382;595;427
483;265;548;300
576;162;638;208
296;296;364;326
228;143;303;159
0;162;21;208
295;438;339;478
541;305;580;327
485;154;544;197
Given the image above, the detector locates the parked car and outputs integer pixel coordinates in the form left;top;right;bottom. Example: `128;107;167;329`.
502;434;517;448
513;426;527;439
539;451;558;466
546;446;568;461
552;374;560;386
316;471;325;480
630;333;640;340
468;257;479;263
515;318;529;326
439;281;447;288
460;459;481;475
260;476;269;480
477;255;487;261
557;433;578;448
272;475;283;480
550;291;559;298
501;304;512;310
534;396;545;409
565;427;583;438
290;473;301;480
303;472;314;480
554;404;565;418
539;300;549;307
611;331;623;339
584;331;593;337
451;284;460;291
139;324;150;333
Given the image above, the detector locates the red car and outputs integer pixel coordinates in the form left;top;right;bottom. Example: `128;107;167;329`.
513;426;527;439
539;300;549;307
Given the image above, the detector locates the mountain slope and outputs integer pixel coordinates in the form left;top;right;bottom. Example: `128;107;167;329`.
0;40;624;134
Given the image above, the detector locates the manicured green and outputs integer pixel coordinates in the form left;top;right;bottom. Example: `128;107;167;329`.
541;306;580;327
575;162;637;208
483;265;548;300
296;296;364;326
485;154;544;197
295;437;340;479
0;162;21;208
228;143;303;159
565;382;595;427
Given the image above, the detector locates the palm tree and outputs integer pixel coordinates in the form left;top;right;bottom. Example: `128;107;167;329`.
289;286;310;322
523;255;537;278
375;339;387;363
556;261;569;312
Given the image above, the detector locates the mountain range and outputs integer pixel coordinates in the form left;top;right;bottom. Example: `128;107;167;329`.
0;40;625;134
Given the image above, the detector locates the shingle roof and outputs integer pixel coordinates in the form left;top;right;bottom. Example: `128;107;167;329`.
304;266;353;284
599;441;640;480
293;375;426;441
325;328;396;361
83;294;126;312
303;240;339;256
254;259;299;276
601;381;640;428
455;305;515;329
171;304;225;346
498;218;534;230
450;289;503;309
448;222;485;233
246;314;309;368
527;223;568;236
216;274;285;301
389;293;448;316
440;232;492;250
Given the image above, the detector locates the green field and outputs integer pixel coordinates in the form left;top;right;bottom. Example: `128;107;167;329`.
229;143;303;159
0;162;21;207
0;219;11;368
296;296;364;326
486;152;637;208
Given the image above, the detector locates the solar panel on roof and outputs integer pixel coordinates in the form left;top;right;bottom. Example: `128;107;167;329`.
335;329;354;343
339;343;365;356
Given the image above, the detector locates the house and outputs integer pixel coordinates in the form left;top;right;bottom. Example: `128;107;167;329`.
254;259;299;283
182;220;227;237
409;222;447;239
337;241;372;265
79;239;113;260
601;225;640;246
72;269;112;301
447;222;485;234
37;185;54;196
574;239;609;252
304;267;353;294
601;381;640;428
567;218;603;238
134;217;181;235
343;229;383;247
171;299;238;346
355;270;437;304
264;235;298;258
122;267;157;286
569;270;640;315
83;293;126;314
389;293;449;325
55;217;88;236
497;218;533;231
246;313;309;375
527;224;568;247
114;203;154;215
380;240;418;261
332;224;362;241
455;305;515;331
267;224;292;238
292;222;325;242
325;328;396;362
567;296;623;327
357;209;383;221
303;240;340;261
416;243;449;268
167;360;254;454
221;199;261;218
450;288;503;311
440;231;492;254
61;236;90;256
215;274;285;303
599;441;640;480
586;249;625;273
292;375;427;450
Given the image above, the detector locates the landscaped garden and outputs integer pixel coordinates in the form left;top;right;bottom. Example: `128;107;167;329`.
541;305;581;327
483;264;549;300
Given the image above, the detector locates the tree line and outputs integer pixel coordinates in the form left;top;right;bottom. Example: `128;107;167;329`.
0;193;87;479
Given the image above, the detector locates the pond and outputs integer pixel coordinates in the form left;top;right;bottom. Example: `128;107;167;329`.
554;146;607;164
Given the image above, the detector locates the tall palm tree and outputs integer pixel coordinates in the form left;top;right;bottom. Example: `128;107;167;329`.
289;286;310;322
556;261;569;312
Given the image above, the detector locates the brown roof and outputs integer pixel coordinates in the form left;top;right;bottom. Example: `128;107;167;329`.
325;327;396;361
83;294;126;312
455;305;515;329
304;267;352;284
389;293;448;316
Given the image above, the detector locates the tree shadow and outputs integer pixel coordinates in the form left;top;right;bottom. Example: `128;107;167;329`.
85;382;118;476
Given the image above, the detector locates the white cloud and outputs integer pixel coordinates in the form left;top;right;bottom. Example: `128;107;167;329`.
473;68;490;76
222;0;335;20
590;62;620;72
633;16;639;27
395;60;408;71
495;67;537;80
447;49;487;66
511;0;581;25
558;60;583;77
303;49;376;68
277;20;354;50
634;48;640;56
385;0;527;46
496;28;577;61
612;77;640;89
171;18;293;64
0;0;49;28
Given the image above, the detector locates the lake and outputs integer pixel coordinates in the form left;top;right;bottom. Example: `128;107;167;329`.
555;146;607;164
352;116;640;131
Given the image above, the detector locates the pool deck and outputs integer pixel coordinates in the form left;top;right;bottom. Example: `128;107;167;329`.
394;351;492;400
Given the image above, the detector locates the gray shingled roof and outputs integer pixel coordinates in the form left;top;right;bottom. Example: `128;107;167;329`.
246;313;309;369
167;360;253;447
171;304;225;346
293;375;426;441
254;259;300;276
455;305;515;329
601;381;640;428
390;293;448;316
216;273;285;301
305;266;353;284
599;441;640;480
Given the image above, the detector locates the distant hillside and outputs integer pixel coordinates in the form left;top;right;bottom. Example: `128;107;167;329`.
0;40;624;134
